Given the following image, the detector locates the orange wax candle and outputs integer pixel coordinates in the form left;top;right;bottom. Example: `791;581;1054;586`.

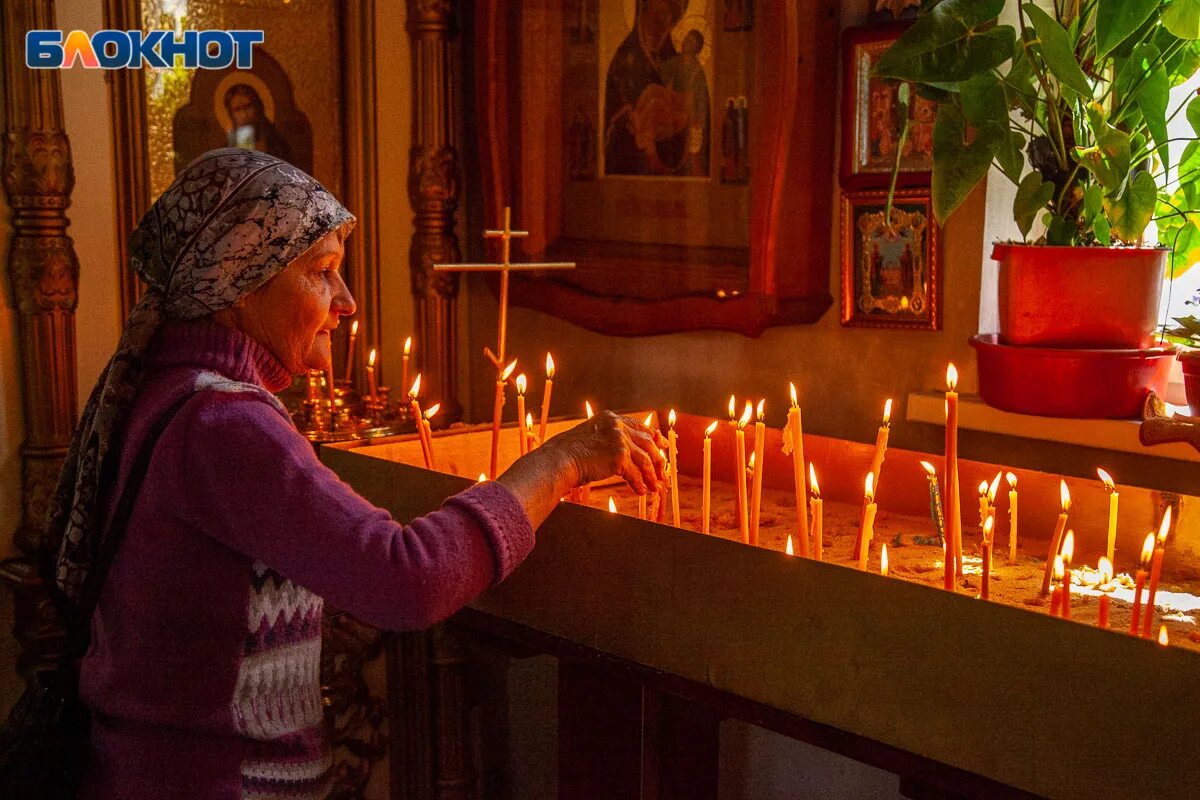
490;360;517;479
401;335;412;406
857;473;877;571
638;493;647;520
1040;480;1071;596
809;464;823;561
525;413;535;449
1098;468;1118;565
668;410;681;528
1006;472;1018;563
1142;508;1172;639
1059;530;1074;619
787;383;810;557
407;375;432;469
1049;578;1062;617
1130;533;1154;636
944;364;962;579
868;398;892;492
1097;557;1113;630
539;353;554;445
343;319;359;382
515;373;528;456
977;480;989;531
325;365;339;432
986;472;1001;531
366;348;378;402
702;421;717;535
422;403;440;470
980;516;994;600
734;402;752;544
749;400;766;545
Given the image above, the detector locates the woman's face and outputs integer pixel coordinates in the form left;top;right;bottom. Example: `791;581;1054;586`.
229;230;356;374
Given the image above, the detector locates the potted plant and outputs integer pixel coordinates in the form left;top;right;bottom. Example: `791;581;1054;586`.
873;0;1200;350
1165;290;1200;414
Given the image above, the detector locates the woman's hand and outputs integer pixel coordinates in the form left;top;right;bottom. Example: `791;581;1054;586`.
547;411;667;495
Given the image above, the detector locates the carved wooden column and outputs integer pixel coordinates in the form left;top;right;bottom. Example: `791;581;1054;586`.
407;0;463;421
0;0;81;682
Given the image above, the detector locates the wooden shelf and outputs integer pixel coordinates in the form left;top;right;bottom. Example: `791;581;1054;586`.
906;392;1199;464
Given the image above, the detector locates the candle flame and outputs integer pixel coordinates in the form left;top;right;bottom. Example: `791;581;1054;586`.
525;412;533;431
747;452;756;472
1097;467;1114;491
1098;556;1113;585
1006;471;1017;489
864;472;875;502
586;401;595;419
515;373;527;395
643;412;654;427
1158;506;1173;544
756;399;765;421
704;420;718;438
368;348;377;367
668;409;677;428
408;373;422;399
478;472;487;482
501;359;518;381
350;320;359;336
809;463;821;497
1061;530;1075;565
738;401;753;429
728;395;737;421
1159;625;1170;646
987;471;1002;504
1140;533;1156;567
983;515;994;542
546;352;555;379
881;544;889;576
424;403;440;419
786;535;794;556
946;363;958;391
789;382;798;407
920;460;937;477
1059;479;1071;512
608;497;617;513
882;398;893;425
1053;555;1064;581
403;336;412;356
977;480;988;496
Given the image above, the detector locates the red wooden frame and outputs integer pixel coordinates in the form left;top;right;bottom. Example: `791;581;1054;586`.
839;22;931;192
473;0;840;337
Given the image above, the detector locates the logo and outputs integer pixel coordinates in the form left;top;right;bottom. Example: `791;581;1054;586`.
26;29;264;69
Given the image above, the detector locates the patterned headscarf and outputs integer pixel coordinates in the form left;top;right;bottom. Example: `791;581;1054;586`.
45;148;355;607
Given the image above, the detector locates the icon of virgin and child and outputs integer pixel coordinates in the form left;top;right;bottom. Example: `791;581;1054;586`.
603;0;712;178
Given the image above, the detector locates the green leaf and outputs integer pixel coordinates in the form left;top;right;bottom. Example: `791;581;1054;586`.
1093;213;1112;245
1136;62;1170;173
1164;37;1200;86
997;130;1027;183
931;103;1003;223
1014;172;1055;237
959;73;1007;128
1107;171;1158;241
1023;4;1094;98
1077;103;1132;192
1114;44;1162;115
1095;0;1159;58
1187;95;1200;138
1046;214;1075;245
1083;184;1104;220
1163;0;1200;40
874;0;1011;83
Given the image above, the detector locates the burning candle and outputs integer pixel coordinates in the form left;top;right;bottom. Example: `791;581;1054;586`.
489;359;518;479
525;413;535;449
539;353;554;444
702;420;717;535
980;516;993;600
868;398;892;491
478;472;487;482
408;375;432;468
1060;530;1074;619
578;401;596;504
986;472;1002;529
1040;480;1071;596
734;401;752;544
1130;533;1155;636
1142;507;1172;639
1098;468;1119;566
608;496;617;513
515;373;528;456
977;480;990;531
809;464;823;561
1159;625;1169;646
366;348;378;402
787;383;810;558
1049;558;1064;616
344;319;359;381
1006;472;1018;563
945;364;962;579
640;412;655;521
749;400;766;545
422;403;440;469
857;473;877;571
881;543;889;577
728;394;737;427
668;410;681;527
326;365;338;430
1097;556;1113;629
786;536;794;556
919;461;946;547
401;335;412;403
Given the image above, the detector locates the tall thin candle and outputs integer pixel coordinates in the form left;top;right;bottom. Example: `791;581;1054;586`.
1060;530;1074;619
945;364;962;579
639;413;654;519
787;383;810;557
525;413;535;449
343;319;359;381
422;403;440;470
515;373;528;456
668;410;681;528
408;375;432;468
401;336;412;405
809;464;823;561
1142;507;1173;639
1049;558;1064;616
702;421;717;535
919;461;945;547
980;516;994;600
857;473;877;571
868;398;892;490
326;366;338;431
366;348;378;403
1006;472;1018;563
1130;533;1155;636
1098;468;1119;565
539;353;555;444
749;400;766;545
1097;557;1113;629
1040;480;1071;596
490;360;517;479
734;402;752;544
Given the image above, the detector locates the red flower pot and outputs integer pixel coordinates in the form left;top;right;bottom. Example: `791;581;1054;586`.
1183;351;1200;416
993;243;1166;349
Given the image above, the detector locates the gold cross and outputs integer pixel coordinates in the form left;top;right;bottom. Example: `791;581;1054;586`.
434;206;575;370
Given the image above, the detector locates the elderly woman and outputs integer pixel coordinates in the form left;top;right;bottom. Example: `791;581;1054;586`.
44;149;664;800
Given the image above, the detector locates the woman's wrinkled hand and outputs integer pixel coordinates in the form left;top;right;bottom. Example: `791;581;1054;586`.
546;411;667;495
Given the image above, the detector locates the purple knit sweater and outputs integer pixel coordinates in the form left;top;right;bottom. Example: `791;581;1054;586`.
77;321;535;800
